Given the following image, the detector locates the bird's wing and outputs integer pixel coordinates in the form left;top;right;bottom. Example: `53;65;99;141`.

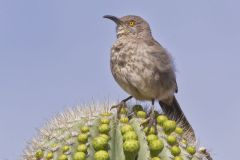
144;39;175;72
143;39;178;93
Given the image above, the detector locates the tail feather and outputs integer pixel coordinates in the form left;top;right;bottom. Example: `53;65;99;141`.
159;96;196;141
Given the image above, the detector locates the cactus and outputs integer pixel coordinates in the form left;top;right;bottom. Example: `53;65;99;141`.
23;103;212;160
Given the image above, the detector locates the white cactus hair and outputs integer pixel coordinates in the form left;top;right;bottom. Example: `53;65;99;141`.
23;102;113;160
22;101;212;160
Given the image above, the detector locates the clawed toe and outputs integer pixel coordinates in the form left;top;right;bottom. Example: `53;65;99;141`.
140;110;158;135
110;101;126;118
140;117;150;126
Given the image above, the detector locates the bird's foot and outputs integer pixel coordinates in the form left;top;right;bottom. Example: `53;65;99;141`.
110;101;127;119
141;108;158;134
111;96;133;119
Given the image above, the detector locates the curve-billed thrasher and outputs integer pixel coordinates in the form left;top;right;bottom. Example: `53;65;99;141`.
104;15;195;140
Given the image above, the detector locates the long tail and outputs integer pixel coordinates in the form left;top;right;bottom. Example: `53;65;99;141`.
159;96;196;141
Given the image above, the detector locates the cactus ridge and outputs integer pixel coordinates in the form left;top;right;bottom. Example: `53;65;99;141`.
23;103;211;160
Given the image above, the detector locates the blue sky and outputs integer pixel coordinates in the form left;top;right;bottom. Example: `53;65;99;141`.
0;0;239;159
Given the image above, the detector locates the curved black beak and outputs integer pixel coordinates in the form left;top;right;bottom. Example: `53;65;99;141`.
103;15;122;25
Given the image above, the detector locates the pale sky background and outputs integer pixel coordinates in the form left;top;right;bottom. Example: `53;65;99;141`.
0;0;239;159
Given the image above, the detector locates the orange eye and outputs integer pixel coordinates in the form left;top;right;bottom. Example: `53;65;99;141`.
129;20;135;27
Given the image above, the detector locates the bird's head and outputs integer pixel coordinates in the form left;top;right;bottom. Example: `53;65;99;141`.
103;15;152;39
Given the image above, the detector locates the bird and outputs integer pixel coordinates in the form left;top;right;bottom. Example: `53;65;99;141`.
103;15;195;140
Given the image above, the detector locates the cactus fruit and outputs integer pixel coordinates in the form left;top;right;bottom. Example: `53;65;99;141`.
23;103;211;160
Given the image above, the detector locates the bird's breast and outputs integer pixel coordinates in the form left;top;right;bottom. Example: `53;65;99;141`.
111;41;138;69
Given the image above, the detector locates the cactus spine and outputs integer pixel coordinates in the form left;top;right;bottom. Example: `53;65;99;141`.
23;103;211;160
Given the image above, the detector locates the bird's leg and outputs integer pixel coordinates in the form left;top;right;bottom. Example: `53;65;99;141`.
141;99;158;134
147;99;158;134
110;96;133;118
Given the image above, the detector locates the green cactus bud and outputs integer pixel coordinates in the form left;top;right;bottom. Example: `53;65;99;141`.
163;120;177;134
132;104;144;113
93;136;108;151
171;146;181;156
94;150;109;160
62;145;70;153
100;112;112;116
174;156;184;160
123;139;140;152
186;146;196;155
46;151;54;160
99;134;110;141
73;152;86;160
146;134;158;143
120;117;129;123
181;139;187;145
136;111;147;118
58;154;68;160
167;135;177;145
149;139;164;157
175;127;183;135
100;117;110;124
51;143;57;148
123;131;138;141
77;144;88;153
156;115;168;126
35;150;44;159
99;124;110;134
144;126;156;135
78;133;88;143
80;126;90;133
24;103;211;160
120;107;128;114
121;124;133;134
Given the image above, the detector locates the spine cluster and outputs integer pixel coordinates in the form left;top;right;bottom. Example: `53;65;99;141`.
23;103;211;160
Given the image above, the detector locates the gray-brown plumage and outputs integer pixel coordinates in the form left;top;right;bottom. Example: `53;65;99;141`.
104;15;195;140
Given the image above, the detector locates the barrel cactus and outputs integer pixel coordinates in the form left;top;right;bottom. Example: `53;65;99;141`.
23;103;212;160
